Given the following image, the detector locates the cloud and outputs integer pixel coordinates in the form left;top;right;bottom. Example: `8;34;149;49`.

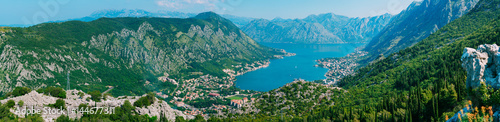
156;1;177;8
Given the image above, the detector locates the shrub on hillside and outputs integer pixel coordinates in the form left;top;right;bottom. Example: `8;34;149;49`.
36;86;66;98
18;100;24;107
48;99;66;109
4;87;31;98
134;93;156;107
88;91;102;102
6;100;15;108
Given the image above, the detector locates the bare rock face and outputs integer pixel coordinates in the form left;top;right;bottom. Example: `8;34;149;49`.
0;90;191;122
461;44;500;89
135;101;194;121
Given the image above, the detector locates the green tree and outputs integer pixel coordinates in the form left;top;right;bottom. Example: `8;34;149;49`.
193;115;206;122
56;115;71;122
24;114;44;122
37;87;67;98
89;90;102;102
49;99;66;109
12;87;31;97
207;117;222;122
0;103;13;119
134;92;156;107
18;100;24;107
176;116;187;122
122;100;134;113
6;100;15;108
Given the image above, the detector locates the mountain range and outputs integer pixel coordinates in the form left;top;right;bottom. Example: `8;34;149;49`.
0;12;283;96
83;10;394;44
241;13;393;44
363;0;479;59
2;9;395;44
0;9;255;28
77;9;256;28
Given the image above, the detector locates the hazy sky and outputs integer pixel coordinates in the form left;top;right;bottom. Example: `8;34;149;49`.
0;0;421;25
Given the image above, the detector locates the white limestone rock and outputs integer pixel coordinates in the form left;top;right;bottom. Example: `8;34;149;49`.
0;90;190;122
461;44;500;89
135;101;194;121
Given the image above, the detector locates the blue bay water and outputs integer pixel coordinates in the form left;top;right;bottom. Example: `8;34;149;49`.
234;43;362;91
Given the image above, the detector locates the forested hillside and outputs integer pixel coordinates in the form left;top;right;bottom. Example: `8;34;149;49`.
309;0;500;121
0;12;283;96
208;0;500;121
317;0;480;85
363;0;479;60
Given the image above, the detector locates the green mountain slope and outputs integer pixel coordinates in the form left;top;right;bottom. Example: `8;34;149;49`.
363;0;478;60
318;0;480;87
0;12;283;96
308;0;500;121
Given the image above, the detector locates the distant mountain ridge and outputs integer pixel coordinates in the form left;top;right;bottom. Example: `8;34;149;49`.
78;9;256;28
363;0;480;59
241;13;393;44
79;9;195;21
0;9;255;28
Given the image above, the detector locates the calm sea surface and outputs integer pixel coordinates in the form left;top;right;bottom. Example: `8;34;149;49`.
234;43;362;91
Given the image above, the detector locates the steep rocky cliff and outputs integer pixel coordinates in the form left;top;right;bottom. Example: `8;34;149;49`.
241;13;393;44
364;0;479;59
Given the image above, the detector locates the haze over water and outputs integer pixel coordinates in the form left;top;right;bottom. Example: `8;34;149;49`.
235;43;361;91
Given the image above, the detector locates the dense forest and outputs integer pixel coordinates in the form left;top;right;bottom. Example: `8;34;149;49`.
297;0;500;121
212;0;500;121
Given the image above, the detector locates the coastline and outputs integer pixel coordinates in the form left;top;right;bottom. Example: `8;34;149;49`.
223;50;296;78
